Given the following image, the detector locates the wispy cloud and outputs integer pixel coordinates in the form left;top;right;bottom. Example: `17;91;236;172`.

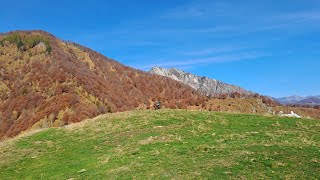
182;45;250;56
258;11;320;31
275;11;320;21
214;11;320;37
134;52;268;70
121;41;161;47
164;7;205;18
177;26;233;33
110;26;233;36
162;1;320;35
162;1;233;19
66;1;320;76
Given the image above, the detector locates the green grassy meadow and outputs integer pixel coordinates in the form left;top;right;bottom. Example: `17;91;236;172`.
0;110;319;179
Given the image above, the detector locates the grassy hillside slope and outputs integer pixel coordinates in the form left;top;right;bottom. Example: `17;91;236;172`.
0;110;319;179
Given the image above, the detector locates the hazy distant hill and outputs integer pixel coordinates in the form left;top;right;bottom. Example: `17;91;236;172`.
296;97;320;105
149;67;253;96
0;30;206;139
276;96;305;104
276;95;320;105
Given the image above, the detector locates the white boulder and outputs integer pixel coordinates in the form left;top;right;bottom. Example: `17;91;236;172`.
278;111;301;118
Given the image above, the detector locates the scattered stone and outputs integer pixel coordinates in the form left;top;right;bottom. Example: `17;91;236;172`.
78;169;87;173
153;126;163;128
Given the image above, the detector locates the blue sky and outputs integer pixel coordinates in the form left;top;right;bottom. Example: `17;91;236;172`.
1;0;320;97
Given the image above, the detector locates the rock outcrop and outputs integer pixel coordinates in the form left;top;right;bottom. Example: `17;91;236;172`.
278;111;301;118
149;67;253;96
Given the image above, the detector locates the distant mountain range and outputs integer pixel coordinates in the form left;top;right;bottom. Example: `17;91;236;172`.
149;67;254;96
276;95;320;105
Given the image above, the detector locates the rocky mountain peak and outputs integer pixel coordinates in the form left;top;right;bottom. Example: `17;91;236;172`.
149;67;253;96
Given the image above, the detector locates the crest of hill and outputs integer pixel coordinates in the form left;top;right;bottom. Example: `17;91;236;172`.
0;30;206;139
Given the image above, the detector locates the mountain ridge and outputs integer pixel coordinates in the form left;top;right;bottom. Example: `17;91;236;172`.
149;67;254;97
276;95;320;105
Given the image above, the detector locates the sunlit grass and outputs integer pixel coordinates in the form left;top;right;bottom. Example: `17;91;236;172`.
0;109;319;179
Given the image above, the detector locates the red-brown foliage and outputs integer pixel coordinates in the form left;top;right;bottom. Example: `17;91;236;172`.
0;30;207;139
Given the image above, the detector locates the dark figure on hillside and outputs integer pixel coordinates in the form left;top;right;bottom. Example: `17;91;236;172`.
154;101;161;110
